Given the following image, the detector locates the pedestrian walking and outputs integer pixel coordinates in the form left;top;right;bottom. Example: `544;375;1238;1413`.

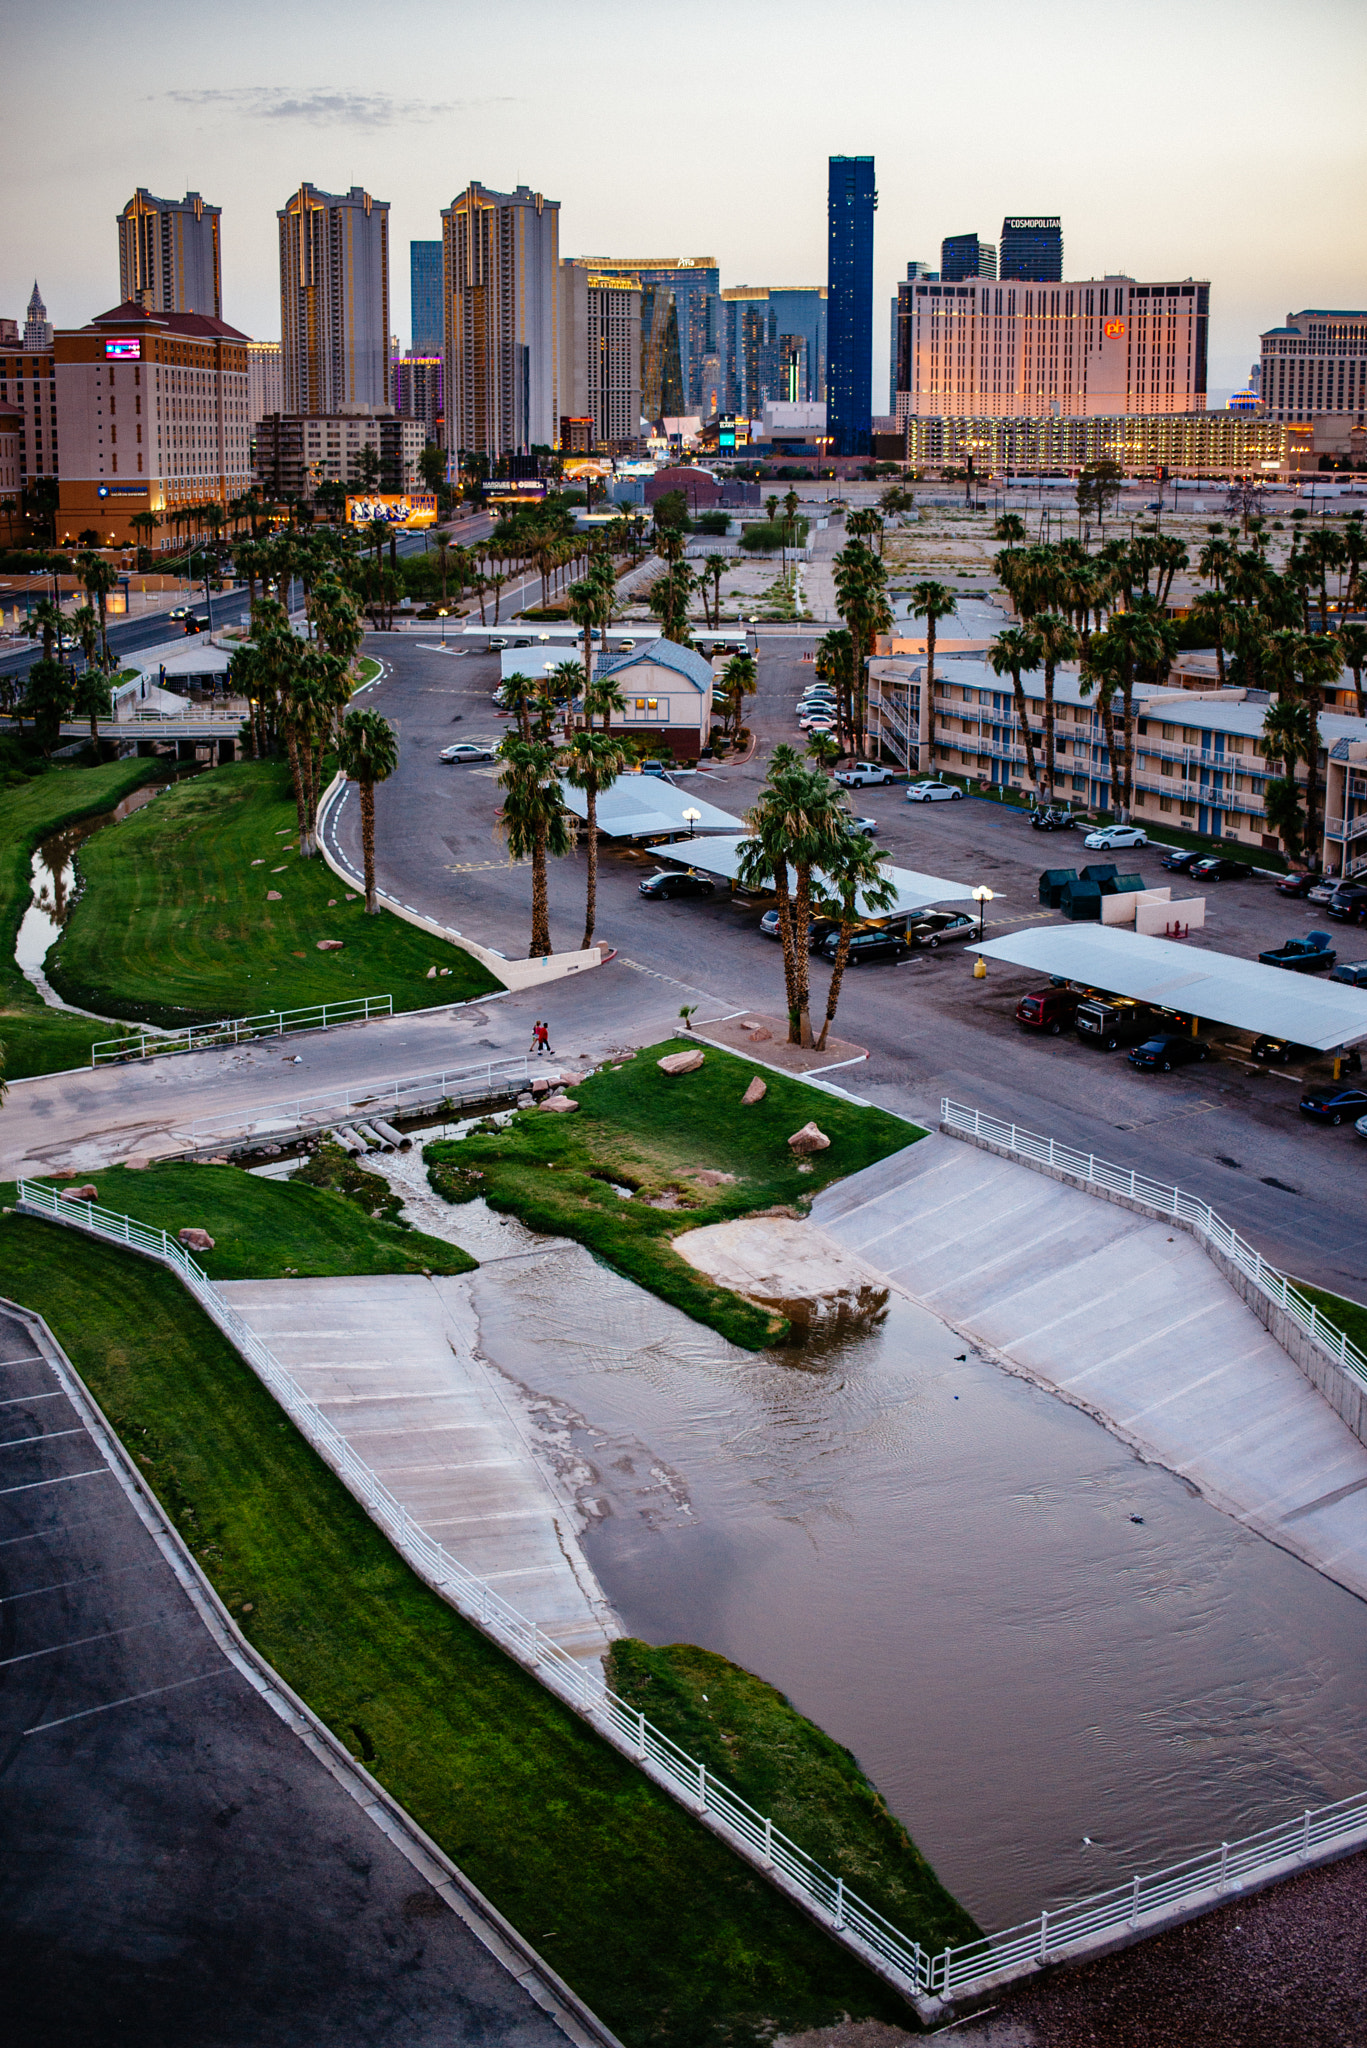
535;1020;554;1056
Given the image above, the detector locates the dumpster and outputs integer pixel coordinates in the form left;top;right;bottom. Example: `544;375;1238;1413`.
1059;878;1103;920
1080;862;1119;890
1039;867;1079;908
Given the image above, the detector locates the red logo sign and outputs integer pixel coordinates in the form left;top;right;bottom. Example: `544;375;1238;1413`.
1103;319;1126;340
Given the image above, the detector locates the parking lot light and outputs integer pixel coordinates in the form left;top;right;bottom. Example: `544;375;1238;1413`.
682;806;701;839
972;884;995;940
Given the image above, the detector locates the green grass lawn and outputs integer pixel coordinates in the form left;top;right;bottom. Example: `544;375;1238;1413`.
0;755;167;1080
1293;1280;1367;1356
0;1208;930;2045
354;656;383;687
8;1159;475;1281
46;757;500;1027
607;1640;977;1955
427;1038;920;1348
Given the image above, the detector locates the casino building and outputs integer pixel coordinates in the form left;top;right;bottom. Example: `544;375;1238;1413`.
53;300;251;547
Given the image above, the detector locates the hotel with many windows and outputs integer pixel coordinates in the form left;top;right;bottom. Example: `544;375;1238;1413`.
1258;309;1367;427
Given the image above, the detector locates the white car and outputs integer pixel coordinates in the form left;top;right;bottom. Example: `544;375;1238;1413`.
797;697;836;716
836;761;895;788
1084;825;1148;850
440;741;497;763
905;781;964;802
799;713;835;731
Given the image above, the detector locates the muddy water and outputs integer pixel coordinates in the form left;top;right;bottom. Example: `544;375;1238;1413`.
373;1160;1367;1932
15;783;169;1012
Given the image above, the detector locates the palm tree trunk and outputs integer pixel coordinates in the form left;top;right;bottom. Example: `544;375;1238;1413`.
361;778;378;911
1043;658;1057;803
1121;678;1137;819
1099;690;1123;814
1009;673;1040;792
581;782;599;950
530;820;552;956
284;726;309;845
792;866;814;1047
1305;691;1323;866
772;866;799;1034
815;918;855;1050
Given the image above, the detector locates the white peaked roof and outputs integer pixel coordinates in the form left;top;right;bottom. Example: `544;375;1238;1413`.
559;780;745;839
969;924;1367;1048
666;834;978;911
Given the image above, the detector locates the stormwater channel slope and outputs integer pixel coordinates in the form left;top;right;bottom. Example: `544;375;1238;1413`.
361;1143;1367;1935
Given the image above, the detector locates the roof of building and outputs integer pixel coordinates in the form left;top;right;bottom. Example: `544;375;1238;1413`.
559;780;744;839
598;640;715;693
82;301;250;343
971;925;1367;1049
670;834;978;910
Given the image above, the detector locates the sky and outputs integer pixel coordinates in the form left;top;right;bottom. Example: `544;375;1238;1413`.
8;0;1365;406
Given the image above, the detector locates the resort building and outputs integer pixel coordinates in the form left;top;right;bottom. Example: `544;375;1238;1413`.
117;190;223;320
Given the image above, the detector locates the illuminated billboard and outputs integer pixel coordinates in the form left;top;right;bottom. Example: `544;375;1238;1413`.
345;492;438;528
105;338;141;359
485;479;547;504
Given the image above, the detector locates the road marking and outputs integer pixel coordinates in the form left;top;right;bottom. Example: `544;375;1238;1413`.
0;1427;85;1451
0;1467;109;1498
0;1390;64;1408
0;1617;160;1669
1114;1099;1218;1132
444;858;531;874
25;1669;223;1736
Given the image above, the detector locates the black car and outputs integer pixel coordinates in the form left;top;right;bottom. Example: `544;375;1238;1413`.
638;870;716;900
1030;807;1077;832
1299;1083;1367;1126
1190;856;1253;882
1128;1033;1209;1072
1326;886;1367;924
1160;848;1204;873
817;927;912;965
1276;871;1317;898
1075;995;1159;1050
1329;961;1367;988
1251;1035;1307;1065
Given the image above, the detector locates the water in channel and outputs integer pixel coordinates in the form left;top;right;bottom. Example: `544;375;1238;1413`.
365;1147;1367;1932
14;781;173;1012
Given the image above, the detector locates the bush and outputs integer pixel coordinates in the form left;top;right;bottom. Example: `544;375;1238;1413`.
693;511;731;536
740;520;810;552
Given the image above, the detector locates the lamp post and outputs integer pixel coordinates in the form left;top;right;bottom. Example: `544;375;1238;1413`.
438;606;449;644
682;806;701;839
972;884;994;941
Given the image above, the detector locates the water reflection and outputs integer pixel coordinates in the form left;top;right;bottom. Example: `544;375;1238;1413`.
15;782;169;1005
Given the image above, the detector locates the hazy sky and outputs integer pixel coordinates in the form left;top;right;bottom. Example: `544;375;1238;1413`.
8;0;1365;402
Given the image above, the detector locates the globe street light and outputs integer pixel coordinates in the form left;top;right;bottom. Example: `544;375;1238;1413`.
438;607;449;644
682;806;701;839
972;884;994;941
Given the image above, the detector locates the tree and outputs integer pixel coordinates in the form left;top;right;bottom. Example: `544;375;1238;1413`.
702;553;727;628
993;513;1026;544
336;708;399;912
1340;622;1367;719
909;579;958;756
833;542;892;751
25;658;73;757
496;737;573;957
74;667;113;749
987;627;1043;795
568;567;614;696
812;832;898;1050
1260;695;1311;861
351;445;383;495
1033;612;1079;804
1190;589;1233;685
549;659;585;735
130;509;160;565
1075;460;1123;537
1267;631;1341;867
816;628;858;755
737;750;845;1045
653;490;690;540
417;442;446;497
560;727;628;948
648;561;695;646
718;651;757;747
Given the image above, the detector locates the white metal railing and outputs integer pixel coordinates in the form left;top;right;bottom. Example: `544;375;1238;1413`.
124;706;244;725
183;1055;537;1145
19;1176;1367;2005
12;1180;941;2008
940;1098;1367;1398
91;995;393;1066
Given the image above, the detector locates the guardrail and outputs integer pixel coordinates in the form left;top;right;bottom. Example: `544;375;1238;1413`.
91;995;393;1066
939;1098;1367;1398
17;1175;1367;2008
12;1180;943;2015
182;1055;537;1146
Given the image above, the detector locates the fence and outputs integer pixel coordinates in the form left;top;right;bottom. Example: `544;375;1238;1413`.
20;1177;1367;2010
91;995;394;1067
182;1055;538;1147
939;1097;1367;1399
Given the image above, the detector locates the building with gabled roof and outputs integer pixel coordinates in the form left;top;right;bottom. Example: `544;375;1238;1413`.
596;639;717;759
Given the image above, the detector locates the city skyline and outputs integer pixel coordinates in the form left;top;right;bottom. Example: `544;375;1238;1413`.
5;0;1364;406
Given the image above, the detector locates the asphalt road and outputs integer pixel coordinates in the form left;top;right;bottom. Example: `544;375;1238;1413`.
0;1301;580;2048
334;628;1367;1298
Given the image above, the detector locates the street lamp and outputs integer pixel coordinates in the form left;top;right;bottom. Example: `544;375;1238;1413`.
972;884;994;940
438;607;449;644
682;806;701;839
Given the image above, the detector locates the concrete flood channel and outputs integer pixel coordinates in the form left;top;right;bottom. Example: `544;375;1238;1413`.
360;1137;1367;1935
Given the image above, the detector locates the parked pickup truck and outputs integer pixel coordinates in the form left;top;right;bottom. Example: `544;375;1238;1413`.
1258;932;1337;974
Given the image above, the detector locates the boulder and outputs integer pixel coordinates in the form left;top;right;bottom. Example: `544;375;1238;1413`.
317;939;344;951
658;1048;705;1076
266;890;282;902
178;1227;216;1251
742;1077;767;1105
59;1184;99;1203
530;1075;551;1096
746;1026;772;1043
426;965;437;979
787;1121;830;1156
539;1093;579;1113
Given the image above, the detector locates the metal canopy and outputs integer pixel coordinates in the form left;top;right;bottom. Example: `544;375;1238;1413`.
559;781;745;839
657;834;979;912
970;924;1367;1049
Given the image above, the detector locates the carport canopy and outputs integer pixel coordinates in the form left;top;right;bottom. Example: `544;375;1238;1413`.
560;781;746;839
970;924;1367;1049
656;833;979;914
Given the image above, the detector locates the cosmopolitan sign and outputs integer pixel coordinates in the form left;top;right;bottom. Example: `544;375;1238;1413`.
1003;217;1061;231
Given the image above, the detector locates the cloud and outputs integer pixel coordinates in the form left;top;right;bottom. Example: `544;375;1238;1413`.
156;86;506;127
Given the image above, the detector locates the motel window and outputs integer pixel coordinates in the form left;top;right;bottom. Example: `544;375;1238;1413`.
1159;796;1173;813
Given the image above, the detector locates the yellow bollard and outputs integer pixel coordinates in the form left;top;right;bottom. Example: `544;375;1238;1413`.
973;957;987;979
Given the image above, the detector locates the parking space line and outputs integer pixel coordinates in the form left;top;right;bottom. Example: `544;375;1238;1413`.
0;1390;64;1408
0;1427;85;1451
24;1669;222;1737
0;1468;109;1498
0;1617;162;1669
1;1562;149;1604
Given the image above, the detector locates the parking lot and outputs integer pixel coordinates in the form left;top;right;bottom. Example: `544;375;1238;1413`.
345;630;1367;1294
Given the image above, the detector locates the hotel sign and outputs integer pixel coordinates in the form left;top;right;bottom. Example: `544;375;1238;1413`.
1003;217;1060;231
1103;319;1127;339
104;338;141;359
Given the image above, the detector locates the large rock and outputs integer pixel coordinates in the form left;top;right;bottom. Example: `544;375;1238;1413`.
539;1093;579;1113
742;1077;767;1105
266;889;282;901
788;1121;830;1155
673;1217;888;1335
746;1025;772;1043
658;1048;705;1076
178;1227;216;1251
58;1184;99;1203
317;938;344;951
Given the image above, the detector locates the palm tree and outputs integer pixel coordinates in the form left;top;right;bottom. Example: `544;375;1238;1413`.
1260;695;1311;862
497;670;538;742
909;579;958;753
738;751;844;1044
585;670;626;736
1340;622;1367;719
993;513;1027;544
1079;636;1126;816
336;708;399;913
812;833;898;1050
1033;612;1079;805
648;561;695;646
833;543;892;751
816;627;857;754
130;509;160;564
987;627;1043;796
549;658;585;735
568;569;612;696
75;549;119;665
496;736;573;957
560;727;628;948
718;650;757;747
703;554;726;629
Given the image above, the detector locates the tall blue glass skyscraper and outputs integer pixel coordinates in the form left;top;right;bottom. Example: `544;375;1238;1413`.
410;240;443;352
826;156;876;458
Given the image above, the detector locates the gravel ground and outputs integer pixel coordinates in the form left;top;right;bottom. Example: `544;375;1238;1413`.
939;1847;1367;2046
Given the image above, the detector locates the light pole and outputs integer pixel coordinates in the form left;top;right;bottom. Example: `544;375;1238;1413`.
438;607;449;645
972;884;994;941
682;806;701;839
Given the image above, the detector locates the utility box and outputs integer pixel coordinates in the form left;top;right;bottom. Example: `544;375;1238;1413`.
1060;879;1103;920
1039;867;1078;908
